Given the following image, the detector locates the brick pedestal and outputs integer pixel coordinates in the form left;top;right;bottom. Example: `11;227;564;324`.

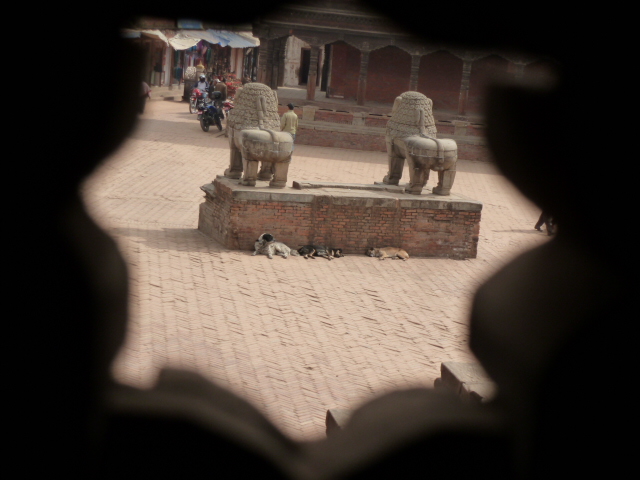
198;176;482;259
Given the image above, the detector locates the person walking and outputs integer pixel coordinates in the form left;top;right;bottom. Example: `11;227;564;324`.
214;78;227;102
139;81;151;114
280;103;298;147
194;75;211;101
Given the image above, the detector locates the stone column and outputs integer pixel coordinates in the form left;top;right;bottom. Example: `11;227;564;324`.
270;38;281;89
356;50;371;106
457;58;473;116
306;45;321;101
257;37;271;85
277;37;288;87
409;54;421;91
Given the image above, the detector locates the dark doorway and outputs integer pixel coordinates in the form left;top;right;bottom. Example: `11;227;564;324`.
299;48;310;85
299;47;322;86
321;44;331;92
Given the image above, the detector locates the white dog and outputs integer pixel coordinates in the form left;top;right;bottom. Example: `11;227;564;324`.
252;233;299;259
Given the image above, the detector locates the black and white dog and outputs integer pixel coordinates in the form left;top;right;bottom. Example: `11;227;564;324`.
253;233;299;259
297;245;344;260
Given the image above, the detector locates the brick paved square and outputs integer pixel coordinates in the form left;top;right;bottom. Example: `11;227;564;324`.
81;99;548;440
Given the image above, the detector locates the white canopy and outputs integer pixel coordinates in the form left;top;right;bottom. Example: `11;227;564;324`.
122;28;259;50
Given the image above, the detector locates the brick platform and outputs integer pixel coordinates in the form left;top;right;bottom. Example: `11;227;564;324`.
198;176;482;259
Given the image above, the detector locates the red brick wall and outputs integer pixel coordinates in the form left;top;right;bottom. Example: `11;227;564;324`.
230;201;314;248
199;179;481;259
365;46;411;104
277;106;303;117
418;51;463;113
327;42;360;100
364;115;389;128
436;123;455;135
467;124;485;137
467;55;510;115
296;127;386;151
295;124;491;160
314;110;354;124
457;143;495;162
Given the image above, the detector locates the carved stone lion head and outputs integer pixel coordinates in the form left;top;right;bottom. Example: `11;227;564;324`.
386;91;437;139
227;82;280;131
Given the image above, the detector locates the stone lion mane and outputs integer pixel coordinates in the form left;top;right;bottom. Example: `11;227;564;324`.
227;82;280;131
386;91;437;139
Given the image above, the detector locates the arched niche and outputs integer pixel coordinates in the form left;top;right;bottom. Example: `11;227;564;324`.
418;50;463;113
325;40;361;100
468;54;510;115
365;45;411;104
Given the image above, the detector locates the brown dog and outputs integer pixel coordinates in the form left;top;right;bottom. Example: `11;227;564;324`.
365;247;409;260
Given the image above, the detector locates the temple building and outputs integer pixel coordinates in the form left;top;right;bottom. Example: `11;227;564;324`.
253;1;557;118
248;1;558;160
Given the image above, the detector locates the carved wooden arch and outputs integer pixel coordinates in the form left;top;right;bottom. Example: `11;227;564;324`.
289;34;326;48
252;23;292;43
393;41;448;57
498;52;541;66
446;48;488;62
366;43;416;58
447;48;540;65
329;35;367;52
418;47;464;60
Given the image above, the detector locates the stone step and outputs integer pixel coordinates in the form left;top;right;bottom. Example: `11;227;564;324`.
325;408;352;436
433;361;496;403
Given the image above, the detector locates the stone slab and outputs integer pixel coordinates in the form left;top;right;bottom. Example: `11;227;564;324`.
211;176;482;212
326;408;352;437
434;362;497;404
293;181;406;194
460;382;496;403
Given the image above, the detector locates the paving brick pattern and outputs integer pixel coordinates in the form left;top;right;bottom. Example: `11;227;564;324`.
81;99;548;441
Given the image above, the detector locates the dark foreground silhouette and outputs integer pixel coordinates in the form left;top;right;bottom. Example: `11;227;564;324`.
21;2;632;478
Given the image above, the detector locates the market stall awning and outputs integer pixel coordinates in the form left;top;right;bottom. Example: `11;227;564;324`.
122;29;259;50
166;30;220;50
235;31;261;46
207;30;260;48
121;29;169;46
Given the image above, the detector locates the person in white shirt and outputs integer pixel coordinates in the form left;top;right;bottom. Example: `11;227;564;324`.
194;75;210;100
280;103;298;142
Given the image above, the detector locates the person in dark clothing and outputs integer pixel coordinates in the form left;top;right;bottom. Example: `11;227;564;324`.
214;79;227;101
535;211;556;235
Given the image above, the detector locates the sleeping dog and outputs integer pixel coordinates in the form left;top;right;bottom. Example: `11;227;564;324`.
298;245;344;260
253;233;299;259
366;247;409;260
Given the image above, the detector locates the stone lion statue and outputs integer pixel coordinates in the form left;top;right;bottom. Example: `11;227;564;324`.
382;91;458;195
224;83;293;187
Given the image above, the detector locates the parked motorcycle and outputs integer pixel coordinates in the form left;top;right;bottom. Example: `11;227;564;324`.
189;88;206;114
